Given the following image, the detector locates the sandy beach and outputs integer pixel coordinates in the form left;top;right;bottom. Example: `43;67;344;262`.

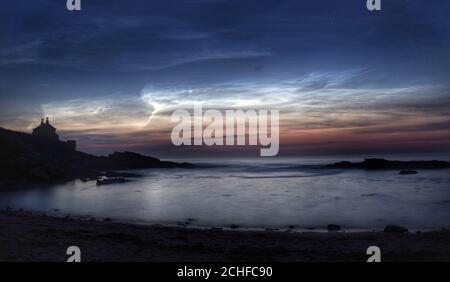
1;209;449;262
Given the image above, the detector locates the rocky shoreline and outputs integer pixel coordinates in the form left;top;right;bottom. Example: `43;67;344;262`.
1;209;449;262
326;158;450;170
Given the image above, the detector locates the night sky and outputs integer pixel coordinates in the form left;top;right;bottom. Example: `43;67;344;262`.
0;0;449;157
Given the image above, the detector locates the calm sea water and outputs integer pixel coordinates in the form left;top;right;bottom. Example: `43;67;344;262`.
1;156;449;231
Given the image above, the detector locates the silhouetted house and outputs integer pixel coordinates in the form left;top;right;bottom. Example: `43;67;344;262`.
33;117;59;141
32;117;76;151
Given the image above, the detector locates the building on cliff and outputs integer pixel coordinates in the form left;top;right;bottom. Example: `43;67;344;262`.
32;117;76;151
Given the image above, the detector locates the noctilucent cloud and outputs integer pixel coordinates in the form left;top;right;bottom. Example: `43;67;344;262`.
0;0;449;157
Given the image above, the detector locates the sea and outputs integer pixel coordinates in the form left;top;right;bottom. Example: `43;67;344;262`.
1;155;449;232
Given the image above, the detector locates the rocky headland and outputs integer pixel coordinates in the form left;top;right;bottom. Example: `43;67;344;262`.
0;127;192;184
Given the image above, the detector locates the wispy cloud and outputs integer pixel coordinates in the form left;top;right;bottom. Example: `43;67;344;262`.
1;0;449;155
141;70;450;130
5;70;449;139
40;96;154;132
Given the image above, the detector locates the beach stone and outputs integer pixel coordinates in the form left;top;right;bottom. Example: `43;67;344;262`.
399;170;418;175
327;224;341;232
384;224;408;233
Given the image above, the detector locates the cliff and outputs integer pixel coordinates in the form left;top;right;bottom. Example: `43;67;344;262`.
0;127;192;183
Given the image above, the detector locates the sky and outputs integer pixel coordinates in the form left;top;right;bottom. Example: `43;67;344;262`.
0;0;449;157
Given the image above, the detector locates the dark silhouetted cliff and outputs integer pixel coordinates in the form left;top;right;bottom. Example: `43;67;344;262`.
0;127;191;182
326;158;450;170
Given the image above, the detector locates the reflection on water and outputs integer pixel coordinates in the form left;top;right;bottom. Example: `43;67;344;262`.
1;157;449;231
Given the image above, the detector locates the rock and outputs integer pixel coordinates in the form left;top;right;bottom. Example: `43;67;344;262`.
104;151;192;169
399;170;418;175
327;158;450;170
327;224;341;232
104;217;112;222
230;224;239;229
384;224;408;233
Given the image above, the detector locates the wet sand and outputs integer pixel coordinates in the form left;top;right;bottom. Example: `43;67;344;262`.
1;209;449;262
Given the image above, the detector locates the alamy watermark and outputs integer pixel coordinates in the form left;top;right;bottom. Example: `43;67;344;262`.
66;0;81;11
66;246;81;262
66;1;381;12
366;246;381;262
171;104;279;157
367;0;382;11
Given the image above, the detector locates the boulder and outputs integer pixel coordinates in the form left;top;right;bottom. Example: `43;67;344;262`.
384;224;408;233
399;170;418;175
327;224;341;232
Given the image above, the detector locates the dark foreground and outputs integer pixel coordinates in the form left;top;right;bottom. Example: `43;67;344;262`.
1;210;449;262
0;127;192;183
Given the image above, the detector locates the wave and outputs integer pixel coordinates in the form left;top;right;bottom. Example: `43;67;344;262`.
229;171;342;179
